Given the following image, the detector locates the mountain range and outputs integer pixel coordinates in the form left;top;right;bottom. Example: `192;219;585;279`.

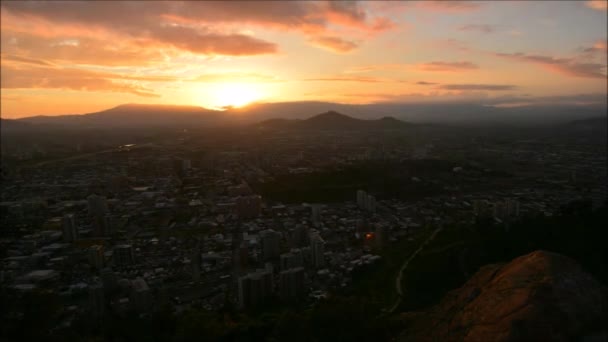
2;101;606;131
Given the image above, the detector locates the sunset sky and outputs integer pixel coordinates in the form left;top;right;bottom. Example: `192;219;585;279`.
1;0;607;118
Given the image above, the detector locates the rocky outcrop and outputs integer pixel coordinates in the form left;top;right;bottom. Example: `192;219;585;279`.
400;250;608;342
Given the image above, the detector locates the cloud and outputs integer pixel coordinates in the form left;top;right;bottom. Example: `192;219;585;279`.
414;61;479;72
308;36;359;53
485;93;608;107
1;2;279;57
0;31;167;67
458;24;496;33
345;64;409;73
303;75;388;83
1;64;161;97
416;81;438;85
416;1;481;12
1;54;54;66
192;72;283;83
0;1;395;57
583;40;608;53
439;84;518;91
585;0;608;11
494;52;607;79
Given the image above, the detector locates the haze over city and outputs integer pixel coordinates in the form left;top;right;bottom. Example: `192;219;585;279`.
1;0;606;118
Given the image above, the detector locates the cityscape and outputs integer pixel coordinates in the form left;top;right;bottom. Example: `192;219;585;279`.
1;1;607;341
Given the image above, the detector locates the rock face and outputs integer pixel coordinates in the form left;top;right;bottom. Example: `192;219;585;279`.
400;251;608;342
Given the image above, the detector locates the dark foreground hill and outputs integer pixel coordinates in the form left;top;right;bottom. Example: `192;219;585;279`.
399;250;608;342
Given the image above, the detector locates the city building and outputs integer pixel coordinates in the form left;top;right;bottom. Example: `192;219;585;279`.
311;204;322;227
279;267;306;302
130;277;152;312
310;231;325;269
261;229;281;261
291;224;310;248
237;268;273;309
236;195;262;219
88;280;105;317
62;214;78;242
88;245;104;271
88;194;109;237
280;249;304;271
113;244;135;267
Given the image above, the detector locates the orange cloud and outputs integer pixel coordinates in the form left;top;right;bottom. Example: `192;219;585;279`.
345;64;410;73
308;36;360;53
303;75;390;83
414;61;479;72
585;0;608;11
1;64;161;97
494;52;607;79
416;1;481;12
439;84;518;91
1;31;167;67
0;1;395;56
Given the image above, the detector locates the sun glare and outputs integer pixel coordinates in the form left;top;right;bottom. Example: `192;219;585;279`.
212;83;261;109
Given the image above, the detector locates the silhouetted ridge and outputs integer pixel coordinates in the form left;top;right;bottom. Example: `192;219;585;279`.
256;111;411;130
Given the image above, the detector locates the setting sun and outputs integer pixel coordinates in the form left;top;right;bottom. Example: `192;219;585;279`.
211;83;262;109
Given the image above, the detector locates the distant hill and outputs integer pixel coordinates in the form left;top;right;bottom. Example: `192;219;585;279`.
257;111;411;130
1;118;33;130
568;116;607;130
16;103;223;129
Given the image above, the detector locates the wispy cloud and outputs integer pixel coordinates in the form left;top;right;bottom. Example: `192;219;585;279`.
308;36;359;53
1;64;161;97
192;72;283;83
416;1;482;12
414;61;479;72
344;64;409;73
458;24;497;34
303;75;390;83
494;52;607;79
416;81;438;85
439;84;518;91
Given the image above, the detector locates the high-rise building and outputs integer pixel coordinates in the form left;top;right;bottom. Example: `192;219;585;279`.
236;195;262;219
280;249;304;271
375;224;388;250
87;194;108;217
310;231;325;269
191;248;201;281
291;224;310;248
88;194;109;237
88;280;105;317
356;190;376;213
102;214;114;236
279;267;306;302
261;229;281;261
238;268;273;309
88;245;104;270
473;199;492;219
356;190;366;208
62;214;78;242
130;277;152;312
310;204;322;227
505;198;520;218
113;244;135;267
